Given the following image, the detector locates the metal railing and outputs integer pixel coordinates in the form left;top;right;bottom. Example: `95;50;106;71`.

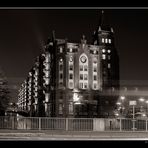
0;116;148;132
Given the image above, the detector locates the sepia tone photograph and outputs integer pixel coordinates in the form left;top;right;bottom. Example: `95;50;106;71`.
0;8;148;141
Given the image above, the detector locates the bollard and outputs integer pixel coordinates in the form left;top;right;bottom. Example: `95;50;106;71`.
39;118;41;130
66;118;68;131
120;118;122;131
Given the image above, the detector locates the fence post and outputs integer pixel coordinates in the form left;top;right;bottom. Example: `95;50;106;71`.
120;118;122;131
66;118;68;131
146;120;147;132
39;117;41;130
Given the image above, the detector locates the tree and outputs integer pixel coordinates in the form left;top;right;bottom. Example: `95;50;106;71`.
0;69;10;116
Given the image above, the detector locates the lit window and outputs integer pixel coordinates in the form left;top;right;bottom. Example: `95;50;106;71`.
108;63;111;68
60;58;63;62
70;48;73;52
105;38;108;43
94;75;97;81
93;50;96;54
69;74;73;79
94;40;97;45
102;38;104;43
60;47;63;53
108;50;111;53
84;65;88;71
80;74;83;80
109;39;111;44
84;74;88;80
102;49;106;53
102;54;106;60
69;56;73;62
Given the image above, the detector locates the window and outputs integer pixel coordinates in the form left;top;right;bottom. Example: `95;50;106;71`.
107;50;111;53
59;104;63;114
102;38;104;43
79;83;83;89
94;83;97;89
80;65;83;71
93;50;96;54
105;38;108;43
60;58;63;62
102;54;106;60
108;63;111;68
69;102;73;114
59;82;63;86
84;83;88;89
94;40;97;45
69;65;73;71
60;74;63;79
84;74;88;80
84;65;88;71
109;39;111;44
80;74;83;80
94;66;97;72
108;55;111;60
69;56;73;62
59;65;63;71
60;47;63;53
94;75;97;81
70;48;73;52
102;49;106;53
69;82;74;88
69;74;73;79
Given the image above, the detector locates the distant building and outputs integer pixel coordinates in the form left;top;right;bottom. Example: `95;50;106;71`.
17;12;119;118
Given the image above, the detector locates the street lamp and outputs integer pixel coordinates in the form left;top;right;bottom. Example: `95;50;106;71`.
139;97;145;117
145;100;148;116
120;96;125;101
120;95;125;117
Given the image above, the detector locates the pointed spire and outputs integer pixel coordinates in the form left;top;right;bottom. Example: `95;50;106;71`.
99;10;104;27
51;30;56;43
111;27;114;33
81;34;87;44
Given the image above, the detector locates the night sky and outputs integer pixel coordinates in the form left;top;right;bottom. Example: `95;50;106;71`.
0;9;148;101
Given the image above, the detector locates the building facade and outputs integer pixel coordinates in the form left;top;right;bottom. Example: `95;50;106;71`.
18;13;119;118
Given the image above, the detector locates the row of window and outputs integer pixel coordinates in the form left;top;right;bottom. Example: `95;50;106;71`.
59;47;78;53
102;38;111;44
102;49;111;53
102;54;111;60
58;55;100;90
59;47;111;54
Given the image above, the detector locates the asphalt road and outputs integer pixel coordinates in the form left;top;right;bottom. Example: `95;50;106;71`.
1;130;148;140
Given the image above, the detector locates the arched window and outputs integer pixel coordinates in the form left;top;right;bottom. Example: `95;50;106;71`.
59;58;63;87
79;54;88;89
68;56;74;89
92;58;98;90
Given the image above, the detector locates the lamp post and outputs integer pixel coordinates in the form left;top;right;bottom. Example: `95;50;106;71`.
120;96;125;117
139;97;145;116
145;100;148;117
